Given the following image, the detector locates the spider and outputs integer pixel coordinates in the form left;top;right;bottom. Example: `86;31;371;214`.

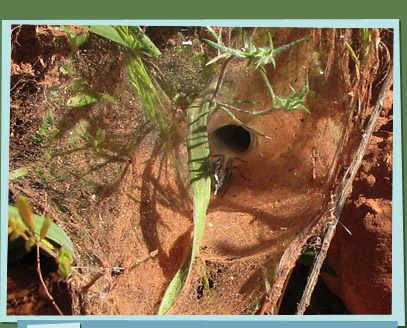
209;154;249;197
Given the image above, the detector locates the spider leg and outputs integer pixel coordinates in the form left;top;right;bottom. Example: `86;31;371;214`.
227;157;249;181
231;165;250;181
220;170;235;198
229;157;248;164
219;157;250;197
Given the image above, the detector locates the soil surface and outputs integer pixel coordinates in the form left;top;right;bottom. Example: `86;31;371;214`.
6;25;393;315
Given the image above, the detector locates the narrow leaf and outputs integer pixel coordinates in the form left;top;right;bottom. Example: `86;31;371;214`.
40;217;51;240
82;25;129;47
16;195;34;234
25;237;36;252
158;81;216;314
67;93;99;107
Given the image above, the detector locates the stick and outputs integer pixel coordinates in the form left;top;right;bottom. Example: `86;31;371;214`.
36;243;64;315
295;65;393;315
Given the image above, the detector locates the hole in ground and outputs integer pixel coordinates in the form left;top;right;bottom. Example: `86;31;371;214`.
212;125;252;153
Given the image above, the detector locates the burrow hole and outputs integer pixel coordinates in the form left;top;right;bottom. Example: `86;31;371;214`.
212;124;252;153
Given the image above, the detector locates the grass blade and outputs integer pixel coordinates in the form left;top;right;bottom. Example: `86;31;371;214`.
158;83;215;314
82;25;129;47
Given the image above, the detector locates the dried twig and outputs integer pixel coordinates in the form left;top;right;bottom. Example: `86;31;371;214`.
295;64;393;315
36;243;64;315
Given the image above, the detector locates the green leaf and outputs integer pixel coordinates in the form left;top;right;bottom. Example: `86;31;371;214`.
158;82;216;314
100;93;118;103
60;25;87;52
9;167;29;180
72;77;89;89
8;205;76;261
345;41;360;68
67;93;99;107
70;33;87;50
16;195;34;234
58;261;71;279
40;217;51;240
82;25;129;47
129;26;161;57
206;26;220;42
204;39;247;58
157;256;191;314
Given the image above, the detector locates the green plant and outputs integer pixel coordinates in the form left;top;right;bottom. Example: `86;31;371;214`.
260;67;310;114
205;30;311;70
80;26;175;153
8;195;76;315
345;28;372;71
67;77;117;107
8;196;75;272
158;80;215;315
116;26;173;151
205;29;311;117
60;25;87;54
345;41;360;68
30;110;61;145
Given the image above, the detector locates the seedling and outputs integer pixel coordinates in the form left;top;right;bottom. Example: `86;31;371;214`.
67;78;117;107
8;195;75;270
61;25;87;54
8;195;76;315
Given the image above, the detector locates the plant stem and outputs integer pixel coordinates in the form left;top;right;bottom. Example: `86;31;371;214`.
36;243;64;315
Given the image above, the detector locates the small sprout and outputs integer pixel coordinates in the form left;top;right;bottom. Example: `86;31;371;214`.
9;216;26;241
25;236;36;252
40;217;52;240
8;215;16;235
56;246;73;263
8;216;24;241
58;261;71;279
72;77;89;89
16;195;35;234
60;25;87;53
56;247;73;279
93;128;106;148
345;41;360;68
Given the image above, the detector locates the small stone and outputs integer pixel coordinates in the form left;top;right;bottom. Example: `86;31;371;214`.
366;174;376;187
